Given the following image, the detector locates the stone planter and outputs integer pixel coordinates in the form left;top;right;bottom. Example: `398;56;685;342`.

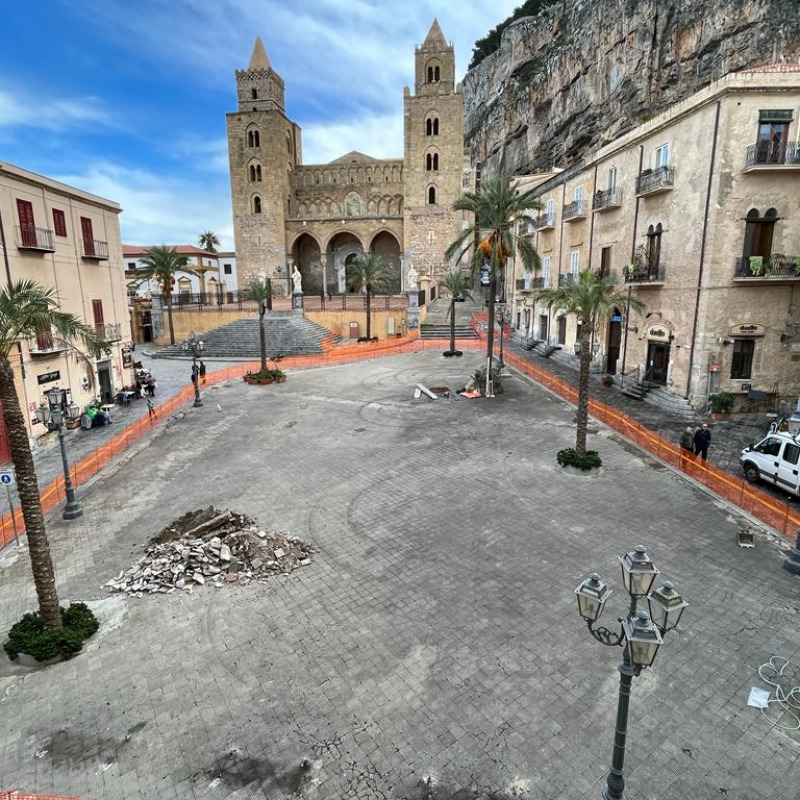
15;652;63;668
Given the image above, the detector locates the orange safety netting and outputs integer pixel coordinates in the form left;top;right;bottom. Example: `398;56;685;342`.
0;793;79;800
1;336;796;547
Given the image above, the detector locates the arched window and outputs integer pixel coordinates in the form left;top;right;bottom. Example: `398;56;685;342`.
249;165;255;181
646;223;663;275
427;186;437;205
247;129;260;148
743;207;778;259
252;195;262;214
427;66;434;83
251;88;258;100
434;66;440;82
256;165;262;181
344;191;361;217
286;133;292;154
425;153;439;171
426;117;440;136
249;164;262;182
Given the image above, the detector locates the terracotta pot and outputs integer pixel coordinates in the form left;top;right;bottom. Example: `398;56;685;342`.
276;376;286;383
260;377;273;385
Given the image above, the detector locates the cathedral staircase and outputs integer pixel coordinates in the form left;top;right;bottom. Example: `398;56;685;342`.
153;313;338;360
420;298;481;340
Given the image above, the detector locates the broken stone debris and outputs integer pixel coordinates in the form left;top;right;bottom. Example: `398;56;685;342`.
106;506;311;597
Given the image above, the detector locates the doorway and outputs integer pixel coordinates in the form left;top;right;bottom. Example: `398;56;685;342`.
97;361;113;403
557;316;567;346
606;309;622;374
646;342;670;385
539;314;548;342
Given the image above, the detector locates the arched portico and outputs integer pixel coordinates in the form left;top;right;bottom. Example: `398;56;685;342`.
291;232;323;295
370;230;402;293
326;231;364;294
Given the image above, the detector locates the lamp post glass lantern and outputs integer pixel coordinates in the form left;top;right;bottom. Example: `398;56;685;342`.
574;546;687;800
34;387;83;520
184;334;205;407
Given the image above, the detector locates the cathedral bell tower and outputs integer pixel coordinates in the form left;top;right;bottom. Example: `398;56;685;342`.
227;37;300;294
403;19;468;284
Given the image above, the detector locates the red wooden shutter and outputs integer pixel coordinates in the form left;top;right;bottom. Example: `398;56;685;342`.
92;299;104;336
53;209;67;237
81;216;94;255
17;199;35;246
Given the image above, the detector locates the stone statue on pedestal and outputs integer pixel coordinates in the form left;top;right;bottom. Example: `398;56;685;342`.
406;264;419;290
292;266;303;294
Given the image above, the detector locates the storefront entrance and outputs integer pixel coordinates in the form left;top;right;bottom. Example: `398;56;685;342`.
97;361;113;403
606;309;622;374
646;341;670;385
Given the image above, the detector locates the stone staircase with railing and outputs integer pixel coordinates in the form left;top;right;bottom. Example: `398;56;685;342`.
420;298;481;340
153;312;338;360
619;368;697;417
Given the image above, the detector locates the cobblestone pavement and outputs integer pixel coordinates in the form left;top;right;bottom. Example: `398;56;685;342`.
25;352;242;496
509;336;798;503
1;351;799;800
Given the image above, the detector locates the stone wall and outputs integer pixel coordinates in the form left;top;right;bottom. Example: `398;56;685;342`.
463;0;800;176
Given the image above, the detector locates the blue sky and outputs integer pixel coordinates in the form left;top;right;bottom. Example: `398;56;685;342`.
0;0;518;250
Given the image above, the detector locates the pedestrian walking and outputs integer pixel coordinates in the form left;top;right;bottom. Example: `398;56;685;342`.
679;426;695;469
145;374;156;397
694;423;712;460
147;398;156;420
199;360;207;385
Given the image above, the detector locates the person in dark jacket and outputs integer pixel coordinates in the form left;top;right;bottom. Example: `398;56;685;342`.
679;426;695;469
199;361;207;385
694;423;711;460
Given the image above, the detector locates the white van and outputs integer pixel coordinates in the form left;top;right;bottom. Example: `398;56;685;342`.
740;432;800;498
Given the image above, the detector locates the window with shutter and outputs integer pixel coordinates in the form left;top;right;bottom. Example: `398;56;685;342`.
52;209;67;237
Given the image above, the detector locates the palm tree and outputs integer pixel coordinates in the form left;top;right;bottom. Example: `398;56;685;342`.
0;281;105;630
198;230;220;253
534;269;646;457
346;253;391;340
247;276;272;373
439;269;473;356
445;176;541;392
138;246;197;346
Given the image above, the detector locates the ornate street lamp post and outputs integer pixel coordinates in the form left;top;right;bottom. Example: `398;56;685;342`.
35;387;83;520
182;334;205;408
575;545;688;800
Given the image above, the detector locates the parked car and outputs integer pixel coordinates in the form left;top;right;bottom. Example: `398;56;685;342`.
480;268;490;286
740;432;800;498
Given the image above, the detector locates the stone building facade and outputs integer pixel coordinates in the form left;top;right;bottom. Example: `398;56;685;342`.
0;161;133;448
509;65;800;411
226;20;472;297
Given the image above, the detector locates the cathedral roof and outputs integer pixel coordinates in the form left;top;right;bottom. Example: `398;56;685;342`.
423;18;448;48
328;151;383;165
247;36;271;70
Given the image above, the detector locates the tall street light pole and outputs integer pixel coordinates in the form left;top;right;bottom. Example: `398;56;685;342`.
575;545;689;799
35;387;83;520
184;333;205;408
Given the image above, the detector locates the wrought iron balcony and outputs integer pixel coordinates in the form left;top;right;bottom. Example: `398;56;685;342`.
624;265;665;284
594;268;617;282
28;332;68;355
16;225;55;252
516;276;544;291
733;256;800;281
82;239;109;260
635;166;674;196
533;212;556;231
593;187;623;211
95;322;123;342
558;273;577;287
563;200;587;222
744;142;800;170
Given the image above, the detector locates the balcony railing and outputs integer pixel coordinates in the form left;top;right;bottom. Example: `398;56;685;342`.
558;273;578;287
593;187;623;211
734;256;800;280
595;268;617;282
82;239;109;260
624;265;665;284
533;212;556;231
562;200;587;222
744;142;800;170
28;333;68;355
16;225;55;252
635;166;675;196
95;322;123;342
516;276;545;291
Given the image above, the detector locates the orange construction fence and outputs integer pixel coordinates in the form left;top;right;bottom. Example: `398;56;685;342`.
2;336;794;548
0;793;79;800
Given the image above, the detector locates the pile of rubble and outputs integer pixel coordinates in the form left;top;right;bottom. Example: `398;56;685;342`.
106;507;311;597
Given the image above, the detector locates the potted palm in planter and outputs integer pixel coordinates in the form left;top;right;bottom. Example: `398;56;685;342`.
709;392;734;420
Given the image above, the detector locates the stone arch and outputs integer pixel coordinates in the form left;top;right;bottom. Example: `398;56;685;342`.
286;131;293;154
251;194;262;214
425;149;440;172
426;59;442;83
246;125;260;148
248;159;262;182
326;231;365;295
344;191;362;217
425;112;440;136
370;230;402;293
427;185;437;205
291;232;324;295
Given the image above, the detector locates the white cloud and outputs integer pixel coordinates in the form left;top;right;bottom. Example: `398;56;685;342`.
0;87;110;131
302;112;404;164
54;163;234;250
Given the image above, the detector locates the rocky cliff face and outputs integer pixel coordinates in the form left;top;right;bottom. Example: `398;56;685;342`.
463;0;800;176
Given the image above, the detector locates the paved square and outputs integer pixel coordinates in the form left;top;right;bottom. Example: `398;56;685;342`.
1;351;799;800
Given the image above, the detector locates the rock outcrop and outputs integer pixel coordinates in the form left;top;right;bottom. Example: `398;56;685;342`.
463;0;800;176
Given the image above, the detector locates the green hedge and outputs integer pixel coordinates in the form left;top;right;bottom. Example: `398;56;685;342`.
557;448;602;471
4;602;99;662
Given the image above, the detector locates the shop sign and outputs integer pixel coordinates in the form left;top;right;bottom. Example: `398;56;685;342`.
122;345;133;369
37;370;60;385
729;323;765;337
646;325;671;343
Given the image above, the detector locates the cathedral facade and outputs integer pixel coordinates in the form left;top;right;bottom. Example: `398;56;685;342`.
226;20;472;297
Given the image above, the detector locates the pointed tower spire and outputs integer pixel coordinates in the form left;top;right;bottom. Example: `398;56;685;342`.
423;18;447;48
248;36;271;70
